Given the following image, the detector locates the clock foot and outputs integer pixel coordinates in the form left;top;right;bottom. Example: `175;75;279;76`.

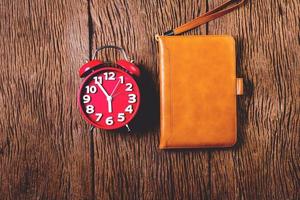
125;124;131;133
89;126;95;134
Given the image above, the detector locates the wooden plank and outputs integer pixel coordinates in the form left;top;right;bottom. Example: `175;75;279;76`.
0;0;93;199
1;0;298;199
89;0;210;199
207;0;300;199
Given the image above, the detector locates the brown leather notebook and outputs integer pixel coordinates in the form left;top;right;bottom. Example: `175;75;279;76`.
157;35;243;149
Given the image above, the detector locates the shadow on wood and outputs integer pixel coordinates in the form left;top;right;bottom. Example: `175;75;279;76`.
129;64;160;134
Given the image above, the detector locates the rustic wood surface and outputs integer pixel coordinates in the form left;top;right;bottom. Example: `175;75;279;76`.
0;0;299;200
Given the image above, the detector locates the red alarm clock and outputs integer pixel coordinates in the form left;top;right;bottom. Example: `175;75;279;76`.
78;46;141;131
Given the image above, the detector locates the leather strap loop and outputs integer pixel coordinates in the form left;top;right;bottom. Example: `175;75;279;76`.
164;0;245;35
237;78;244;95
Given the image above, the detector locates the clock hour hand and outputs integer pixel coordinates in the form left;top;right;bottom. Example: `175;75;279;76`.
107;96;112;113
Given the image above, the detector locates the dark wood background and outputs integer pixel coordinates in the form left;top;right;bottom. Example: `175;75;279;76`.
0;0;299;199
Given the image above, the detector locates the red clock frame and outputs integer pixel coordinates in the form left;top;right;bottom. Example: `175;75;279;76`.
78;67;140;130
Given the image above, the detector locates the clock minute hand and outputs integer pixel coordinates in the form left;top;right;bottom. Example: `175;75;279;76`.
97;83;110;98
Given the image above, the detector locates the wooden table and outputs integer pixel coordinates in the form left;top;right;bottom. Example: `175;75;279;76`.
0;0;299;199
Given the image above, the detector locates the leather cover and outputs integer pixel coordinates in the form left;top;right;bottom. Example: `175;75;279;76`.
157;35;238;149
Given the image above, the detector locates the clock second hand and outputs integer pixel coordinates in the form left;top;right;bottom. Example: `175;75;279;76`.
105;79;121;113
110;79;121;97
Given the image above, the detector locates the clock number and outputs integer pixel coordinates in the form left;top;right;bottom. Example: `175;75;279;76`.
125;105;133;114
119;76;124;84
95;113;103;122
83;95;90;103
125;83;133;91
105;116;114;125
104;72;115;80
85;85;97;94
128;94;136;103
117;113;125;122
93;76;102;85
86;105;94;114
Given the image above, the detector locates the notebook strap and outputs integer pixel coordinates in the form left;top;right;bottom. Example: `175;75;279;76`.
164;0;245;36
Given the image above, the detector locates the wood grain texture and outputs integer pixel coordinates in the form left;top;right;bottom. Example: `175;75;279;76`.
90;1;210;199
0;0;299;200
0;0;92;199
207;0;300;199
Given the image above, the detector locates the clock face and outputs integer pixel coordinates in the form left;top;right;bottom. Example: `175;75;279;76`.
78;67;140;130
